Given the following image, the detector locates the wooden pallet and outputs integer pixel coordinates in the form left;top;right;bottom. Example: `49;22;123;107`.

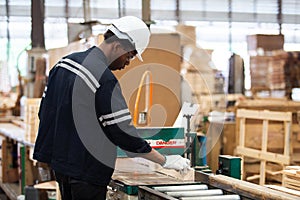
236;109;292;185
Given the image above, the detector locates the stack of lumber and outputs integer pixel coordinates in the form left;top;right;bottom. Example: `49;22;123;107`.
250;56;270;90
250;51;300;97
247;34;284;53
282;166;300;191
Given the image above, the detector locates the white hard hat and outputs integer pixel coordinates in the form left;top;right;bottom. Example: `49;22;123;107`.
108;16;150;62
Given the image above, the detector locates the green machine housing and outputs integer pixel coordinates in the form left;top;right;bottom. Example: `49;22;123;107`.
117;127;185;157
217;155;241;179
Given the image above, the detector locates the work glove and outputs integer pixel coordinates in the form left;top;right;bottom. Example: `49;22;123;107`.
162;155;191;173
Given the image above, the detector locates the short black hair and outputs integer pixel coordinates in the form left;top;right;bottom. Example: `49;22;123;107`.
104;30;135;52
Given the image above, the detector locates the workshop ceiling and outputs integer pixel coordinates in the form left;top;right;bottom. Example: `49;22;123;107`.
1;0;300;23
1;0;300;44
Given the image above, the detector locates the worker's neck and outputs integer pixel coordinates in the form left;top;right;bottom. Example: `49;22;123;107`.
97;42;114;64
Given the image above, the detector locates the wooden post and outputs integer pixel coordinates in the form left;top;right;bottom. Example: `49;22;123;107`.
260;119;268;185
31;0;45;48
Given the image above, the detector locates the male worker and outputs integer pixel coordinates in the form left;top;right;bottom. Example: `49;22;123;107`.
33;16;190;200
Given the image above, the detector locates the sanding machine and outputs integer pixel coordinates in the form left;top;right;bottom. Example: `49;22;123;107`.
107;127;241;200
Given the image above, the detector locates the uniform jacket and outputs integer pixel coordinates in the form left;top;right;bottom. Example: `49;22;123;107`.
33;46;152;186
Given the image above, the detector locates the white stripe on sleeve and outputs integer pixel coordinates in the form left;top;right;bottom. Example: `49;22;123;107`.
57;63;97;93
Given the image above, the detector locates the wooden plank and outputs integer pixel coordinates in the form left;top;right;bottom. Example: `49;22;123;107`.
34;181;61;200
239;118;245;147
34;181;56;190
283;169;300;177
259;119;268;185
115;158;194;181
236;146;290;165
284;120;291;156
283;183;300;191
236;118;245;180
260;160;266;185
236;109;292;121
283;176;300;186
285;166;300;170
261;119;268;152
265;185;300;197
246;174;260;181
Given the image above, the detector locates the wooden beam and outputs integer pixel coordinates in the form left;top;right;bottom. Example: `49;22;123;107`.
142;0;151;24
284;120;291;156
236;109;292;121
31;0;45;48
260;119;268;185
239;118;245;147
236;146;290;164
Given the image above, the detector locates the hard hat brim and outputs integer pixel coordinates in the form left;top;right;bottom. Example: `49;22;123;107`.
136;53;143;62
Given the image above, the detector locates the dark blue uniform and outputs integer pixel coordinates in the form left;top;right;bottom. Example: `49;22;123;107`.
33;46;151;188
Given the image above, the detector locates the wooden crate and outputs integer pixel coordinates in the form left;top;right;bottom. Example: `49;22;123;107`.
235;99;300;164
24;98;41;144
236;109;292;185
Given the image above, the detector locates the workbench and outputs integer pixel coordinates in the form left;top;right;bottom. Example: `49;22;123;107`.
0;122;36;200
110;171;195;199
110;170;240;200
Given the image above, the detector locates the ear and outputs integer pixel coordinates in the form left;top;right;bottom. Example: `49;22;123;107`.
112;41;122;51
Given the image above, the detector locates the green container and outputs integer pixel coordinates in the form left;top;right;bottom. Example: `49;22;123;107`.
47;191;56;200
117;127;185;157
110;180;139;195
218;155;241;179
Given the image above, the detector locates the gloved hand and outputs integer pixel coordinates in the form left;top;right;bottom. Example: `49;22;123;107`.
162;155;191;172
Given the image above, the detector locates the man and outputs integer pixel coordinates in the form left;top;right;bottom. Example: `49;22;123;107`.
33;16;190;200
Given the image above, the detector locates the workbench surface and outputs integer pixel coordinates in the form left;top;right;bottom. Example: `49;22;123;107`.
0;122;34;147
112;171;194;186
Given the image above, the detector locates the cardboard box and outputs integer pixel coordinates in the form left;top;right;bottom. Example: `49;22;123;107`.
247;34;284;52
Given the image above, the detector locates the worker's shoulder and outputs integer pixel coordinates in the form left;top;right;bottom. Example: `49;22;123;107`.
100;69;118;84
64;50;88;64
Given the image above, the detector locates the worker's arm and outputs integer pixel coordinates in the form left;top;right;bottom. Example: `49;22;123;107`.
139;148;166;166
139;149;191;172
